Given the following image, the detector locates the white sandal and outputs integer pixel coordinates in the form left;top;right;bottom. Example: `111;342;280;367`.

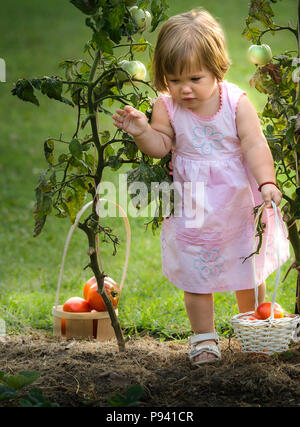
188;332;221;366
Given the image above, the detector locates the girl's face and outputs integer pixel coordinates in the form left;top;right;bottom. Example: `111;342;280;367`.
165;66;218;113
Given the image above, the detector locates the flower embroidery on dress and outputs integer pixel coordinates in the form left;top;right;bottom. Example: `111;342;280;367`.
191;126;224;155
193;248;225;281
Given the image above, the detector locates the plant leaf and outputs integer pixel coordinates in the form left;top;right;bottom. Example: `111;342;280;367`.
1;371;40;391
69;138;83;158
69;0;100;15
0;384;18;401
20;388;59;407
92;30;114;54
11;78;39;106
40;76;74;106
44;138;55;165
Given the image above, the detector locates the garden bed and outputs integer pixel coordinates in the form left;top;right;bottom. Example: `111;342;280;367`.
1;331;300;407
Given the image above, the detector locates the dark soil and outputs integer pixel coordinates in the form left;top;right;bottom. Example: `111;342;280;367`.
1;331;300;407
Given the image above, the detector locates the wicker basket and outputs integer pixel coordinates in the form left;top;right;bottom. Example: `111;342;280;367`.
230;201;300;355
52;199;130;341
231;312;300;354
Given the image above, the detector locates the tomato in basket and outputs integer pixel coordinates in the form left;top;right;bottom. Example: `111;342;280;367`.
62;297;91;312
83;276;97;300
83;276;118;300
85;276;120;311
254;302;284;320
239;313;257;321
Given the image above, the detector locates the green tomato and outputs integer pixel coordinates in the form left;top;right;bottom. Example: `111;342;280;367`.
129;6;152;33
116;60;147;84
248;44;272;66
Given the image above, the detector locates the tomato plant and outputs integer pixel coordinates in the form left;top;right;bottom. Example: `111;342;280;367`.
63;297;91;312
12;0;170;351
254;302;284;320
243;0;300;314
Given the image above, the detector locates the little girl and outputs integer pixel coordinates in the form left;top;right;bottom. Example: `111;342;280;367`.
113;8;290;365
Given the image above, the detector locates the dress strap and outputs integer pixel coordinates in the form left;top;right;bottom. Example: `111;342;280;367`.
159;93;175;123
223;80;247;121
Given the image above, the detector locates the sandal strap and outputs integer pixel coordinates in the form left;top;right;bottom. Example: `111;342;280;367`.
189;343;221;360
188;332;219;345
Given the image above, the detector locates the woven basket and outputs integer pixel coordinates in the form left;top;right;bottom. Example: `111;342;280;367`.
231;201;300;355
52;199;131;341
231;312;300;354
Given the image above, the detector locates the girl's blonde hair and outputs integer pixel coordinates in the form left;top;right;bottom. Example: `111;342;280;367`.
152;8;231;92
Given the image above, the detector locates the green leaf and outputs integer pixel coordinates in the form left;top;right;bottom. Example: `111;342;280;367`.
0;384;18;401
104;144;115;160
123;141;138;160
44;138;55;165
33;180;53;237
108;155;122;171
241;25;261;42
107;4;124;31
285;123;296;148
0;371;40;391
20;388;59;407
92;30;114;54
69;138;83;158
108;384;143;407
58;153;69;164
132;37;148;52
33;216;47;238
40;77;74;106
69;0;100;15
150;0;169;32
11;78;39;106
64;181;87;223
100;130;110;144
123;384;144;406
84;153;96;170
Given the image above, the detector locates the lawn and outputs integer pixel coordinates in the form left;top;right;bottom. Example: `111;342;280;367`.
0;0;298;339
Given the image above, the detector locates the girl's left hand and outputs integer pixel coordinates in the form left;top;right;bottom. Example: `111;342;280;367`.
260;184;282;208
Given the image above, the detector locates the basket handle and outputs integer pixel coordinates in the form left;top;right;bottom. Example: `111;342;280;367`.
54;199;131;309
253;200;281;319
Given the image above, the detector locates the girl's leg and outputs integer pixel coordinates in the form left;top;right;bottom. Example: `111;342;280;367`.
235;282;266;313
184;291;216;362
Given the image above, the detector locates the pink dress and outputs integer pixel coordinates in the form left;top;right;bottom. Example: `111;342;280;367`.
160;80;290;294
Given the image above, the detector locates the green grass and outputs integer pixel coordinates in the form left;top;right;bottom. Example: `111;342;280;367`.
0;0;298;339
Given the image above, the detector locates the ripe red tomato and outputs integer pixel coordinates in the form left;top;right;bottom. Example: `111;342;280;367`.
83;275;117;300
86;279;120;312
83;276;97;300
62;297;91;313
254;302;284;320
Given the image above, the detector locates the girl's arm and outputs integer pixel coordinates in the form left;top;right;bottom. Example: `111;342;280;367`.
236;95;282;207
112;97;174;158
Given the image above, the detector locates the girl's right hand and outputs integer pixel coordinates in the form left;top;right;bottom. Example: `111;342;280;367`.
112;105;148;137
